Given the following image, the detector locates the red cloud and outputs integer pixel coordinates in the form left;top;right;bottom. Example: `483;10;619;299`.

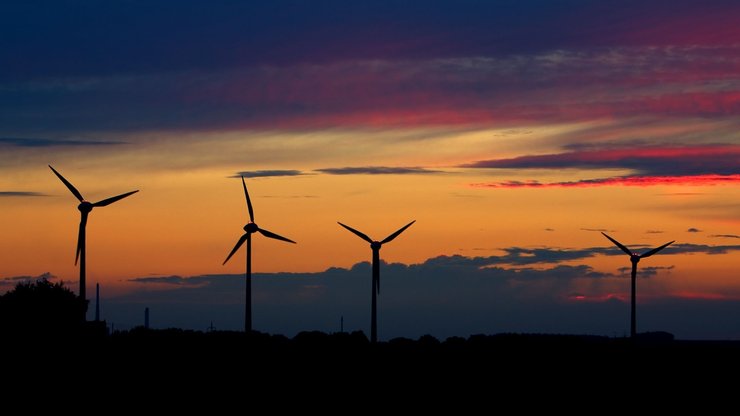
668;291;740;301
467;144;740;188
467;145;740;168
474;175;740;188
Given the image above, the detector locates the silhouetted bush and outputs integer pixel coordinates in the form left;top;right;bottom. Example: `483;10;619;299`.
0;278;86;336
418;334;441;346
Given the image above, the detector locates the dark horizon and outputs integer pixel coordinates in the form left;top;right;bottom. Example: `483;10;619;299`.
59;258;740;341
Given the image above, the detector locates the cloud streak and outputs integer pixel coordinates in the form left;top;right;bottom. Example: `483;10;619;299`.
617;265;675;277
2;45;738;133
128;275;210;286
0;137;124;147
315;166;444;175
468;145;740;187
465;145;740;175
231;170;306;179
474;175;740;188
2;1;739;80
0;191;47;197
1;272;56;287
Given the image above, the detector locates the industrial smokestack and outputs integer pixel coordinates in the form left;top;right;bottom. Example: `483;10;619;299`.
144;307;150;329
95;283;100;322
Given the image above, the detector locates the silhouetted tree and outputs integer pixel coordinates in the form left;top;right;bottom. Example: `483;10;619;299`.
0;279;86;336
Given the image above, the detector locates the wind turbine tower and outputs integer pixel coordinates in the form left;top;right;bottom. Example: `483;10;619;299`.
338;220;415;343
49;165;138;321
223;176;296;333
602;232;674;338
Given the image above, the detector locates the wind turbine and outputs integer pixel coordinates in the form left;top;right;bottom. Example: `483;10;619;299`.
601;232;674;338
49;165;138;320
223;176;296;333
338;220;415;343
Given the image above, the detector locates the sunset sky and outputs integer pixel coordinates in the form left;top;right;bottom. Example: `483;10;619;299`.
1;1;739;338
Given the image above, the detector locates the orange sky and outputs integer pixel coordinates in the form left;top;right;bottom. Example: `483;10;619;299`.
1;1;740;336
1;125;739;301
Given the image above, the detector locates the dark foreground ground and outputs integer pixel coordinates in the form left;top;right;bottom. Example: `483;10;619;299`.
6;326;740;369
3;326;739;403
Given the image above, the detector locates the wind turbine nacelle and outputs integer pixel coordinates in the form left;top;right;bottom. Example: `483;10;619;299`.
244;222;259;233
371;241;382;250
78;201;93;213
630;254;641;263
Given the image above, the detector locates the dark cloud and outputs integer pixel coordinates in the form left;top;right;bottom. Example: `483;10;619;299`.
1;272;56;287
231;170;306;179
0;191;47;197
3;1;737;81
464;145;740;176
581;228;612;232
562;139;653;152
129;275;205;286
667;243;740;255
315;166;444;175
710;234;740;239
434;243;740;265
1;47;737;134
467;144;740;188
110;244;740;338
687;228;702;233
0;137;124;147
646;230;664;234
0;2;737;133
128;244;736;289
474;175;740;188
617;265;675;277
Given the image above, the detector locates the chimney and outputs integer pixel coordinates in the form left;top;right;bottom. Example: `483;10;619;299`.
95;283;100;322
144;307;150;329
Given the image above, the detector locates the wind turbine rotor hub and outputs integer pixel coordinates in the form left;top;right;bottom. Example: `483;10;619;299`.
78;201;93;213
631;255;640;263
371;241;382;250
244;222;259;233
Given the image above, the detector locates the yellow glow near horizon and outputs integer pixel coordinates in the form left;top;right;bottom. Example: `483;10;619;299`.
1;125;739;300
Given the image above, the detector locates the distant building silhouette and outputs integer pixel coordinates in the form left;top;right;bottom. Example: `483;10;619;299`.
95;283;100;322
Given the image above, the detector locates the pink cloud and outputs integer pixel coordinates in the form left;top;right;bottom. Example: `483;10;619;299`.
171;47;740;130
667;291;740;301
467;144;740;188
474;175;740;189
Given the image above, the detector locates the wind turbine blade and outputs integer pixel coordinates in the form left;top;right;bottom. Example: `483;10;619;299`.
380;220;416;244
338;222;373;244
49;165;84;202
258;228;296;244
223;234;248;265
75;211;88;265
242;176;254;223
93;190;139;207
601;232;632;256
640;241;675;258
